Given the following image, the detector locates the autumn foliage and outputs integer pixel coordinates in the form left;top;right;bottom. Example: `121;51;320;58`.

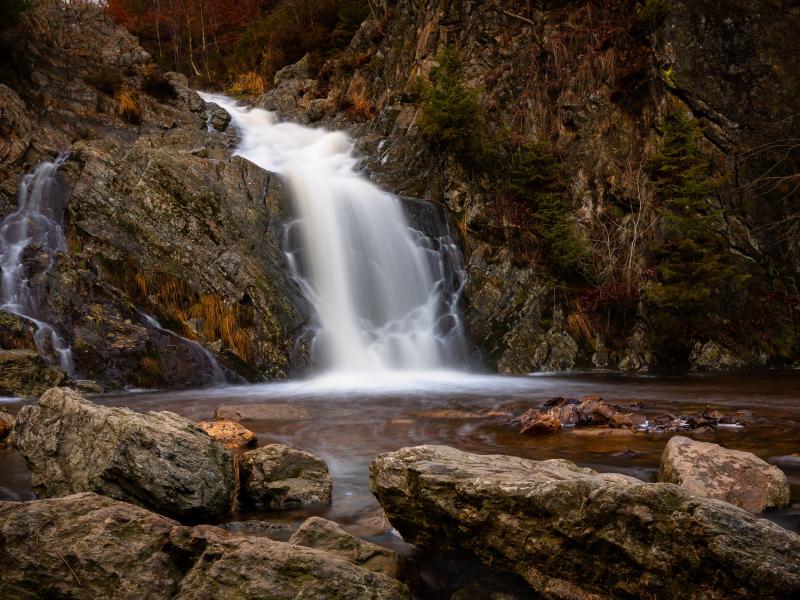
103;0;369;92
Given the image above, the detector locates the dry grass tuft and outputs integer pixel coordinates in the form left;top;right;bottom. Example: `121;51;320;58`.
229;71;266;97
115;87;142;124
567;302;596;346
346;96;377;121
96;256;254;363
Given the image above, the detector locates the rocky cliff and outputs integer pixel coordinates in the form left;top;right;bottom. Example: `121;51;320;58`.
0;0;312;390
255;0;800;372
1;0;798;387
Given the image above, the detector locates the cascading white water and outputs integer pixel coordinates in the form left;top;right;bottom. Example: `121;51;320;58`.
204;94;465;372
0;155;74;374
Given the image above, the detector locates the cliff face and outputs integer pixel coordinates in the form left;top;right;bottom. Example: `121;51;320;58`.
257;0;800;372
1;0;797;386
0;0;312;389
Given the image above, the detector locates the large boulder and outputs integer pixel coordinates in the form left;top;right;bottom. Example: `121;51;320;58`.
240;444;332;507
0;349;66;397
369;445;800;600
658;436;791;513
0;492;187;600
12;388;235;522
289;516;421;592
0;492;410;600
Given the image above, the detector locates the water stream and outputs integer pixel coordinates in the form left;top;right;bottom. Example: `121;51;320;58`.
0;155;74;375
203;94;467;373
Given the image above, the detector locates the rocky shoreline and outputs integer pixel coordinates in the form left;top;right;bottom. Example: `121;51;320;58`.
1;386;798;599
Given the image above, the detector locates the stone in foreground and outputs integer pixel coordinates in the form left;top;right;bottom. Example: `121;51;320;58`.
289;516;421;592
658;435;791;513
172;524;409;600
0;349;66;397
13;388;235;521
369;445;800;600
0;493;409;600
215;403;312;421
240;444;332;506
197;420;257;447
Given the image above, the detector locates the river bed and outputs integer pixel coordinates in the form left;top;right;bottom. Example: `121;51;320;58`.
2;370;799;596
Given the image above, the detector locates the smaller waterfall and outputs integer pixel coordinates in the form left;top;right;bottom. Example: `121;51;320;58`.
139;310;228;385
0;155;74;374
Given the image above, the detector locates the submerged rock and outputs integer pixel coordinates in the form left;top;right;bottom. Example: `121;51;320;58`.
214;403;312;421
289;516;421;592
369;445;800;600
240;444;332;507
12;388;235;521
0;349;66;397
658;436;791;513
0;492;409;600
197;420;257;447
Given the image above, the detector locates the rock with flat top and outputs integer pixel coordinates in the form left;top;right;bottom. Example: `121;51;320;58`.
0;492;409;600
289;516;421;592
240;444;332;507
370;445;800;600
197;420;256;447
658;435;791;513
12;387;235;521
214;403;311;421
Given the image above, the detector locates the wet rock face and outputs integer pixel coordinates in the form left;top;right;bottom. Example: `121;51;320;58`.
0;349;66;397
12;388;235;522
658;436;791;513
0;492;410;600
240;444;332;507
0;0;309;386
369;445;800;600
289;516;422;593
69;141;309;379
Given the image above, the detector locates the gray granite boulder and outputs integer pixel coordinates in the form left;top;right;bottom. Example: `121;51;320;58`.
289;516;421;592
369;445;800;600
12;388;235;522
240;444;332;507
0;492;410;600
659;436;791;513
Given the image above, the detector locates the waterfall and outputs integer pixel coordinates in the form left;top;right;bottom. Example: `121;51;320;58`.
203;94;467;373
0;155;74;375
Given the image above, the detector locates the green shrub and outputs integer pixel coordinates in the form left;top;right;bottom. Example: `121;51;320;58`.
504;140;588;278
645;109;745;355
416;42;484;160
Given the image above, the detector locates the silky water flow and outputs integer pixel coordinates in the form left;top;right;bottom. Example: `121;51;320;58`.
0;154;74;375
205;94;468;373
